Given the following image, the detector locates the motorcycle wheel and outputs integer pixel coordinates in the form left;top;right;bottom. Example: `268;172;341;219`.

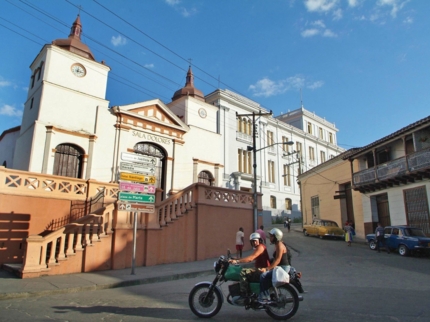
265;284;299;320
188;284;223;318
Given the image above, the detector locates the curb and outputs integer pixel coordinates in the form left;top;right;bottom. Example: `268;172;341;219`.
0;269;214;301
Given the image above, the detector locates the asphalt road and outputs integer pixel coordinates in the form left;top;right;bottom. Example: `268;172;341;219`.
1;226;429;321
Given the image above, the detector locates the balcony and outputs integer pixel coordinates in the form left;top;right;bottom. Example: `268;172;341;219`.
353;146;430;192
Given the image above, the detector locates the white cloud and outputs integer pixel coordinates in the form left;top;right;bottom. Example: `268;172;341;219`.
165;0;180;5
0;104;22;117
403;16;413;24
0;80;12;87
249;76;324;97
304;0;339;13
312;20;326;28
302;20;337;38
165;0;197;17
348;0;359;7
111;35;127;47
333;8;343;20
179;7;197;17
323;29;337;37
301;28;320;37
377;0;409;18
144;64;154;69
308;81;324;89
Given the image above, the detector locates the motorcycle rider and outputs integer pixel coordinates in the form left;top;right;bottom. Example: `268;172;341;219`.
229;232;270;298
258;228;290;301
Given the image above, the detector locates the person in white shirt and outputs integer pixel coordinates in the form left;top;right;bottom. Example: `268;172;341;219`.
235;227;245;258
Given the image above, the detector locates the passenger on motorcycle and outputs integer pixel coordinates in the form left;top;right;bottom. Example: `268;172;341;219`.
228;232;270;297
259;228;290;301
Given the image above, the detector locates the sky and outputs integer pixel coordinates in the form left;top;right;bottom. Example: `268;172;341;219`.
0;0;429;150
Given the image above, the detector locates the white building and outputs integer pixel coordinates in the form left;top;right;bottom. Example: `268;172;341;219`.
0;16;344;218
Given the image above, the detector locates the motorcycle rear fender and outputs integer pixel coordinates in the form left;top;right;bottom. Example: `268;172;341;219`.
194;281;224;303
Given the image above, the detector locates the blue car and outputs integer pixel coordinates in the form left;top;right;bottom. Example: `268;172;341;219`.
366;225;430;256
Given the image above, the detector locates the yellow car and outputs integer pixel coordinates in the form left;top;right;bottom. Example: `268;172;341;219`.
303;219;344;240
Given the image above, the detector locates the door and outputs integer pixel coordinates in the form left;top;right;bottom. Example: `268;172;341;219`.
376;194;391;227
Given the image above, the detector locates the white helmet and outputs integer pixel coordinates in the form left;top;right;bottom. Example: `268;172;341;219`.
250;232;261;241
269;228;283;242
249;232;261;247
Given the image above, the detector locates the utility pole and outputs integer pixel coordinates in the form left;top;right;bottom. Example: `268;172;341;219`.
236;111;272;232
284;151;304;224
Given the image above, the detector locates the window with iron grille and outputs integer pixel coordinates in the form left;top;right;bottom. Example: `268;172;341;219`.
311;195;320;218
285;198;292;210
404;186;430;235
270;196;277;208
198;171;214;186
53;144;84;178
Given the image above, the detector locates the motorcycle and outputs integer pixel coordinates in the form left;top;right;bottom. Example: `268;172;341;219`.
188;250;304;320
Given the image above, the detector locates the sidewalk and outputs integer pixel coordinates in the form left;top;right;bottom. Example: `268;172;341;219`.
0;250;254;301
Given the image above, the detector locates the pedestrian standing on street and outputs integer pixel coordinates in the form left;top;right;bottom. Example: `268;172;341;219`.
236;227;245;259
375;223;390;254
287;217;291;232
344;221;354;246
256;225;267;244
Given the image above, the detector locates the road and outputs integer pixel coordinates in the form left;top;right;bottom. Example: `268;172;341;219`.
1;226;429;321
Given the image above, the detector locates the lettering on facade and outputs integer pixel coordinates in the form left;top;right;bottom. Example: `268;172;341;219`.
132;130;171;145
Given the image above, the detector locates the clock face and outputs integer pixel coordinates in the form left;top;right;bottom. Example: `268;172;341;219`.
71;64;86;77
198;108;207;118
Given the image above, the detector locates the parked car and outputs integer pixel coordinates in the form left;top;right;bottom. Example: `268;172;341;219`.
303;219;344;240
366;225;430;256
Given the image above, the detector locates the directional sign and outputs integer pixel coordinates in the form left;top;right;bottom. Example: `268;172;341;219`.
119;182;156;194
119;192;155;203
121;152;157;165
119;172;156;184
118;202;155;213
120;162;156;175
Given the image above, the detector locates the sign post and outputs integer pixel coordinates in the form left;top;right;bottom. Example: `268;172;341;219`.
118;153;158;276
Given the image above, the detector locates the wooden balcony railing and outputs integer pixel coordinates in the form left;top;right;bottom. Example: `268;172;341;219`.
353;146;430;187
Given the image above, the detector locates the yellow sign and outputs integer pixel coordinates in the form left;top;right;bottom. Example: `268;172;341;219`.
119;172;156;184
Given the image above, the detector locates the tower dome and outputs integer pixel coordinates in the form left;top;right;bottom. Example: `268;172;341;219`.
172;66;204;102
52;15;95;61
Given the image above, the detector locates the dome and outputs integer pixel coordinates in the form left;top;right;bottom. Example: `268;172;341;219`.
172;66;204;102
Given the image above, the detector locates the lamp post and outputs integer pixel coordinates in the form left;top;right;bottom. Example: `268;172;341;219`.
248;140;294;231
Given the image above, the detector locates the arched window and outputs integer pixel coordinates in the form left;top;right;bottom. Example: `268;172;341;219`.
285;198;292;211
53;143;84;178
134;142;165;159
198;170;214;186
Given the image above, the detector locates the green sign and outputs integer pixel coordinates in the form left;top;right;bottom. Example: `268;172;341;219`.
118;192;155;203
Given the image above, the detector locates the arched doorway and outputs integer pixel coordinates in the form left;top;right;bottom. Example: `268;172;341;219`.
198;170;214;186
53;143;84;178
134;142;167;197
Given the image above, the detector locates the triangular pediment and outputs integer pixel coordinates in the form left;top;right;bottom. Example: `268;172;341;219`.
115;99;189;132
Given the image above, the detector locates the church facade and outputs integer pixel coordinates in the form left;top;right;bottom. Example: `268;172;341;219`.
0;16;344;219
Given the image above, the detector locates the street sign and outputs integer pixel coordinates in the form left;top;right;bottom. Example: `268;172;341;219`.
119;172;156;184
120;162;156;174
119;182;156;194
121;152;157;165
118;202;155;213
119;192;155;203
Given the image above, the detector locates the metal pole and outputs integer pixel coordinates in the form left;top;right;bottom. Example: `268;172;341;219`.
252;112;258;232
131;211;137;275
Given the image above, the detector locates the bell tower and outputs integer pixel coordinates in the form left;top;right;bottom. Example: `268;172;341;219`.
13;15;111;175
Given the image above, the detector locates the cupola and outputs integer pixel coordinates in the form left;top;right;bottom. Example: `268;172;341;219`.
52;15;95;61
172;66;204;102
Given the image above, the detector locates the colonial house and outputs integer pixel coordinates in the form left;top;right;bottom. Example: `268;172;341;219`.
297;149;365;239
347;115;430;235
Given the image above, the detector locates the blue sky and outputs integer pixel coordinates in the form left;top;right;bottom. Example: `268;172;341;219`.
1;0;429;149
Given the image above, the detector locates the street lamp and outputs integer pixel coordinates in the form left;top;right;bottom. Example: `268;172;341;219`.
247;140;294;231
